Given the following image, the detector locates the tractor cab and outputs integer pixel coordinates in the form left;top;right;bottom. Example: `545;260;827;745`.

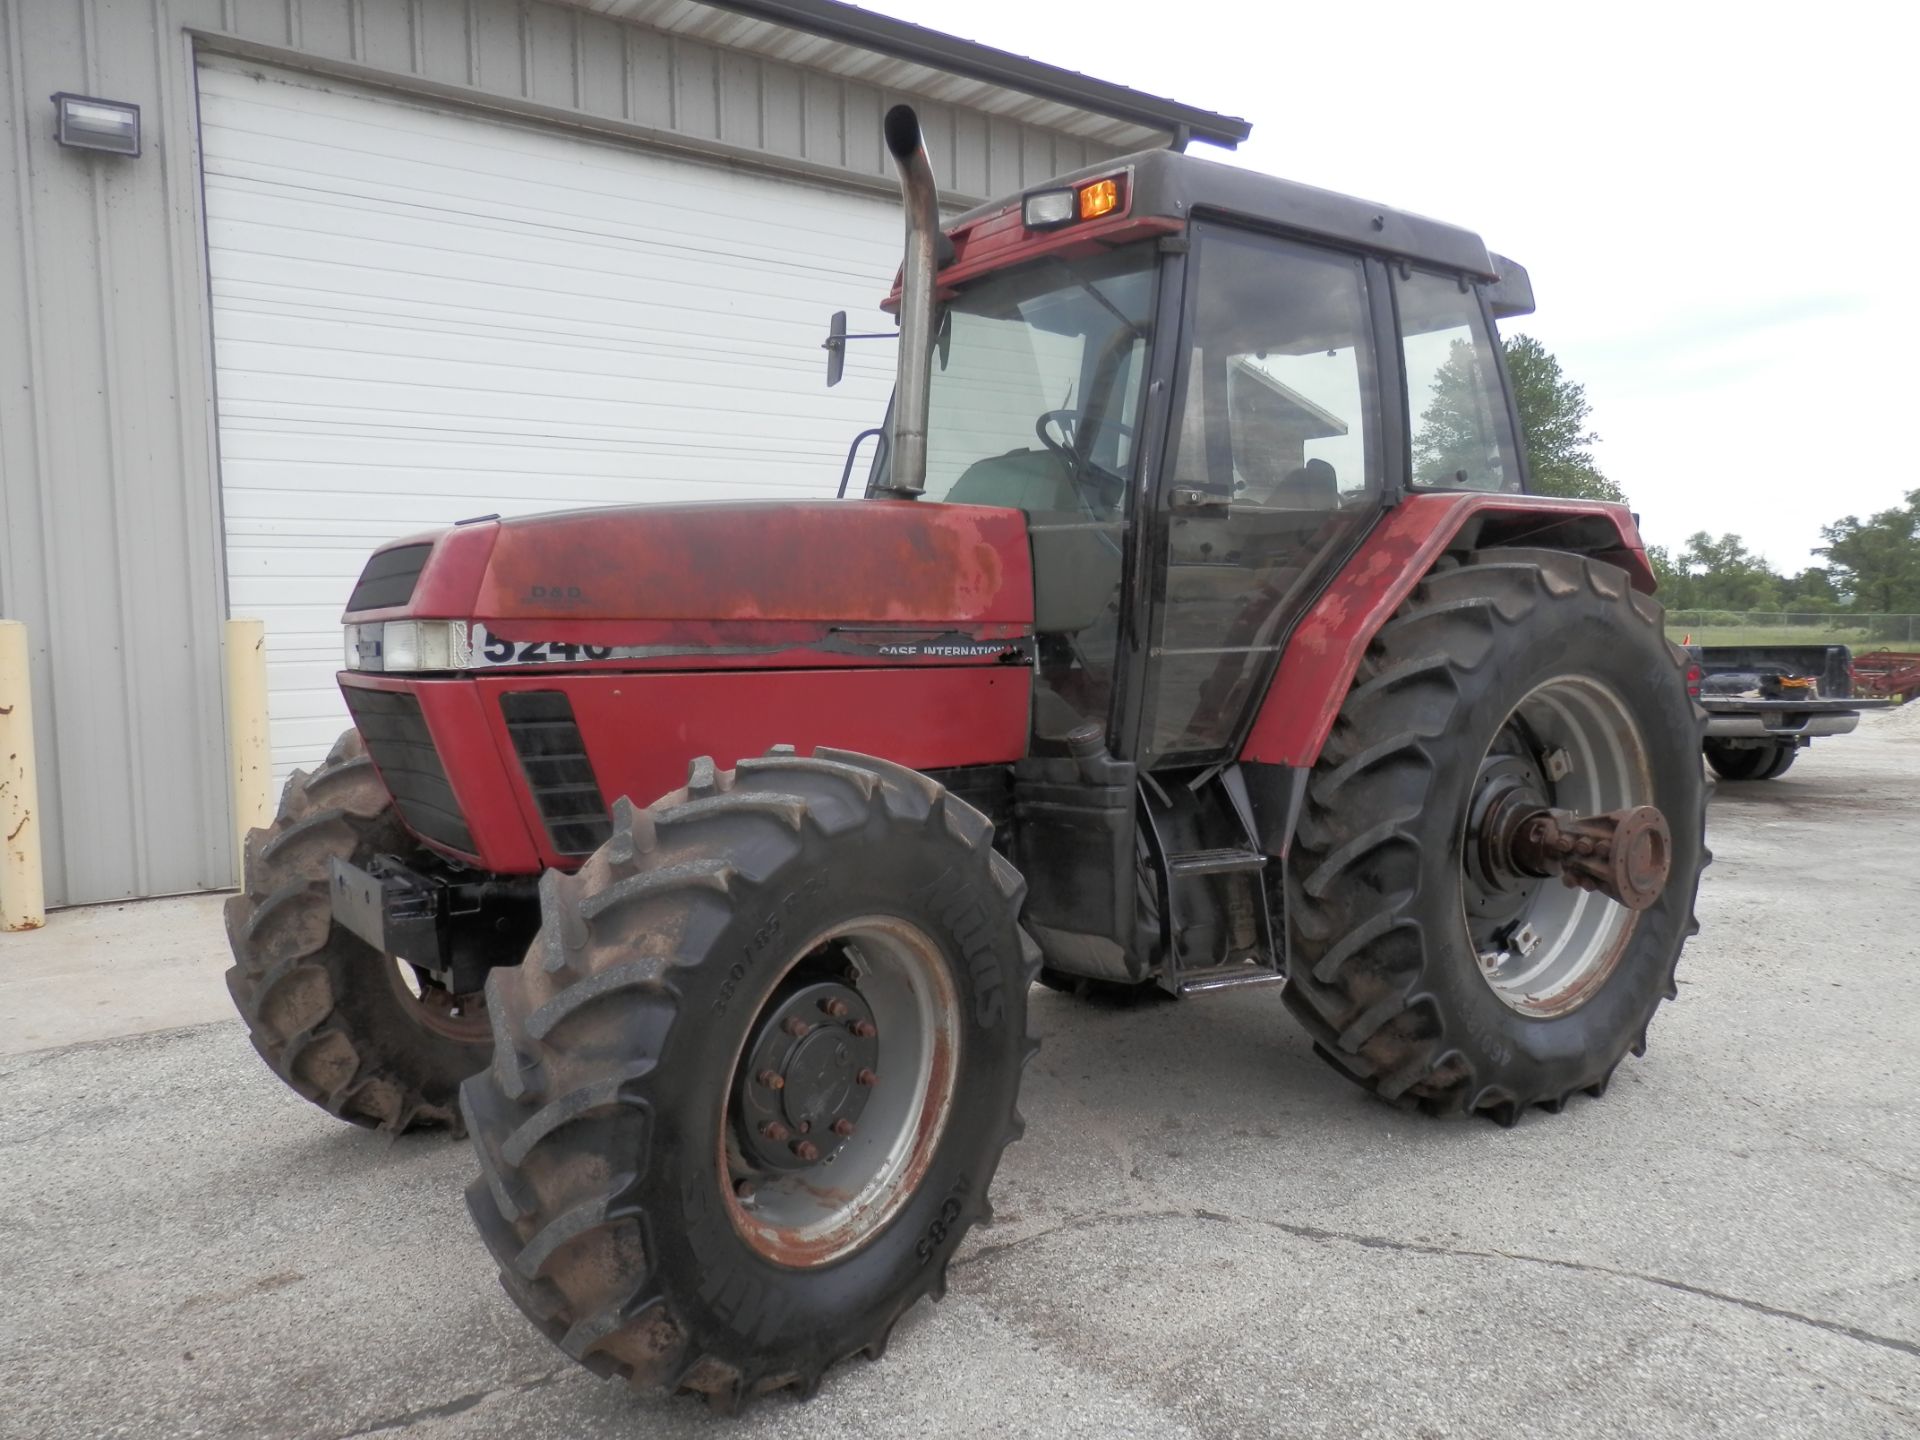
854;135;1550;995
862;144;1534;770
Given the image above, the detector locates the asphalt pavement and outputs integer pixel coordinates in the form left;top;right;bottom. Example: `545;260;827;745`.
2;710;1916;1439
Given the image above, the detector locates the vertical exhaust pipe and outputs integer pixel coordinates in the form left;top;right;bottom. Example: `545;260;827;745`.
881;104;939;498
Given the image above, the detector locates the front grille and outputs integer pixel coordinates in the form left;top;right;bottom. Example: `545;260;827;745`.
500;691;612;857
347;544;432;612
341;687;476;853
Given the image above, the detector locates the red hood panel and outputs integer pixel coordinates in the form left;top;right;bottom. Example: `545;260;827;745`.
478;499;1029;625
347;499;1035;632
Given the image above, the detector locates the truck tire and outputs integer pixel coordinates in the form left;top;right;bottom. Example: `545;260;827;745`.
1704;739;1794;781
462;747;1039;1408
1283;550;1707;1125
224;729;491;1134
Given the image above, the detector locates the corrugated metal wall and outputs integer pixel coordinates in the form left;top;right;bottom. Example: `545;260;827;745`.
0;0;231;908
0;0;1145;906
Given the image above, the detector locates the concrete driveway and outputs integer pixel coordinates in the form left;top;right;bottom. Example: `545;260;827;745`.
3;711;1916;1439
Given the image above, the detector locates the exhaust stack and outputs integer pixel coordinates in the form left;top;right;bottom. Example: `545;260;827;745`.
880;104;939;498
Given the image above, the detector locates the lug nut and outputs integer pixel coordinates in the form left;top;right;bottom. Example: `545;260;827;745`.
819;997;849;1018
734;1178;757;1201
832;1118;855;1137
783;1017;811;1038
850;1020;877;1039
758;1069;785;1091
761;1121;790;1142
856;1068;878;1088
791;1140;820;1162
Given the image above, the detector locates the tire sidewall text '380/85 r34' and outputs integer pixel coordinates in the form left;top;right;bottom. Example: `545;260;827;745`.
1283;549;1708;1124
461;747;1040;1410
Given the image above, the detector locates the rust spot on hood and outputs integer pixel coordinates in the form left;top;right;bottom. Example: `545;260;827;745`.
473;500;1033;628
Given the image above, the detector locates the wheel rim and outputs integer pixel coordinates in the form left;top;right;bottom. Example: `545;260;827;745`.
721;915;960;1268
386;958;490;1043
1461;675;1654;1018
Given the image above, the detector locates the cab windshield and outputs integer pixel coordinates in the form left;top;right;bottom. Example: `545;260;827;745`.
868;244;1158;520
866;243;1158;742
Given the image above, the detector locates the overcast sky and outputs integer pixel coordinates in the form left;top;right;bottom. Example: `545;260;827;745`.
875;0;1917;570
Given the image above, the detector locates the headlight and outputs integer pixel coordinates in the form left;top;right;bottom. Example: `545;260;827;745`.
342;620;470;672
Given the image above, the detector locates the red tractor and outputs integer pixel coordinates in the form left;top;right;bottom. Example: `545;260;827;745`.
226;107;1705;1408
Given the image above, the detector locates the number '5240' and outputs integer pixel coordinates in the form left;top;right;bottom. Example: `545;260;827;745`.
477;634;614;665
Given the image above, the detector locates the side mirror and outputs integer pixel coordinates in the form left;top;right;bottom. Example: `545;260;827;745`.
824;310;849;388
822;312;902;387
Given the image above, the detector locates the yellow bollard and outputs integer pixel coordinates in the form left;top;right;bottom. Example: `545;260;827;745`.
0;620;46;931
226;619;273;887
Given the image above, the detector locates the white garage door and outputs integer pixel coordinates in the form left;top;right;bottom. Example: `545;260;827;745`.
198;58;902;782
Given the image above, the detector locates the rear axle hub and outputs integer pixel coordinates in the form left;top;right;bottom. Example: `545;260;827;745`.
1504;804;1672;912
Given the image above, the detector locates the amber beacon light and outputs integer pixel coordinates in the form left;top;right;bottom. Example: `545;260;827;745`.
1078;178;1120;220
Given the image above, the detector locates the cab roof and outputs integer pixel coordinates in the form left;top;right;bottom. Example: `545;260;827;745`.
951;146;1503;283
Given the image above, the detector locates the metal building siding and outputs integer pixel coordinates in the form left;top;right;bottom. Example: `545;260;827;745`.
0;0;232;907
0;0;1150;905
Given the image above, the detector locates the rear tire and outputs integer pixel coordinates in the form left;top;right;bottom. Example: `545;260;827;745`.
224;729;491;1134
462;747;1039;1408
1282;550;1707;1125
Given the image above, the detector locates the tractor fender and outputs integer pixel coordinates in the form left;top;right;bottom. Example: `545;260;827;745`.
1240;493;1654;769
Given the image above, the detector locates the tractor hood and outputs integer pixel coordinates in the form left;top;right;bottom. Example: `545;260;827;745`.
340;499;1035;674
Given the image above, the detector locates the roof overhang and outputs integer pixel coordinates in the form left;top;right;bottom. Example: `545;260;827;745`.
561;0;1250;151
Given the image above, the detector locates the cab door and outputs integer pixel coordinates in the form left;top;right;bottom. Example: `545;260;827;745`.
1137;225;1389;767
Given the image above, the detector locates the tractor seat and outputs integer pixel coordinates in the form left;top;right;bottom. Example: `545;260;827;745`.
1259;458;1340;509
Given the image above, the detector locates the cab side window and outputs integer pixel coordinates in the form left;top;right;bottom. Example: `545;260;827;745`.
1396;269;1520;493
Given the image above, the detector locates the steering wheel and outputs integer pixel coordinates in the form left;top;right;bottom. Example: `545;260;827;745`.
1036;409;1133;508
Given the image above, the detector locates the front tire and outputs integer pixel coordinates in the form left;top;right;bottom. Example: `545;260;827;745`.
462;747;1039;1408
223;729;491;1134
1282;550;1707;1124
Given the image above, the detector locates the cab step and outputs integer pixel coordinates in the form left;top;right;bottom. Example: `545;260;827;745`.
1167;847;1268;877
1142;766;1286;998
1176;961;1287;996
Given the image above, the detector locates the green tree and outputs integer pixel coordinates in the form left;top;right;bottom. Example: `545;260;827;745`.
1815;489;1920;614
1775;566;1842;613
1645;543;1693;607
1502;335;1624;503
1410;337;1502;488
1674;532;1782;611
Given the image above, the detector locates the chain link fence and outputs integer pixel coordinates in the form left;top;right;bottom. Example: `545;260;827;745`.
1664;611;1920;647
